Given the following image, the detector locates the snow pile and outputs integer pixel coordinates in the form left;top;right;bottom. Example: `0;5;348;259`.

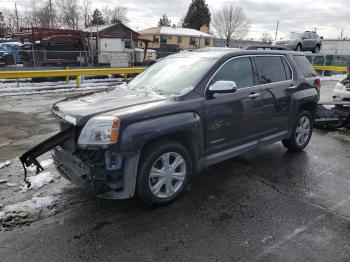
20;172;55;192
27;159;54;172
320;74;346;81
0;196;57;228
0;160;11;169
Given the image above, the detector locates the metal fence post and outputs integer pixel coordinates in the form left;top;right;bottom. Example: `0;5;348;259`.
76;75;81;88
65;66;70;83
14;53;19;88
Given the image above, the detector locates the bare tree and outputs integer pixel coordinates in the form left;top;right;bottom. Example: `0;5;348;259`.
2;8;17;34
212;5;250;47
261;32;273;44
55;0;80;29
82;0;91;28
102;5;128;24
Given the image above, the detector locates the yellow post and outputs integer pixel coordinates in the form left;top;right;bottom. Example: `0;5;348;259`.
65;66;70;83
76;75;81;88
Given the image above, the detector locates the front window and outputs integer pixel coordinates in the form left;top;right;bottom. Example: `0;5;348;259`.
210;57;254;88
205;38;210;46
190;37;196;45
128;56;217;95
160;35;167;44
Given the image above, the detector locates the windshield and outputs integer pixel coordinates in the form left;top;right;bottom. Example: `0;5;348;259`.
283;33;302;40
0;44;10;51
128;56;217;95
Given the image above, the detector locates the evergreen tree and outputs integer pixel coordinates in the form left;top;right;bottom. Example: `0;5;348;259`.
158;14;171;27
91;9;105;26
183;0;211;30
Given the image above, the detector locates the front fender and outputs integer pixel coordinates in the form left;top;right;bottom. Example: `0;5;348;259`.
119;112;203;154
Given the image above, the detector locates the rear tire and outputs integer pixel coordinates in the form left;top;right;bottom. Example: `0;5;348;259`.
313;45;320;53
137;141;192;206
282;111;313;152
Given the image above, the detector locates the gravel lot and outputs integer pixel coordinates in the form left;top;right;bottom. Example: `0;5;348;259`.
0;80;349;262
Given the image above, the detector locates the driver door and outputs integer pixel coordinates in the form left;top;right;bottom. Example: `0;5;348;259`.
204;56;262;155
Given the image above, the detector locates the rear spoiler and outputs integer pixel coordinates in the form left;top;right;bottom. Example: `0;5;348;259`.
19;127;74;187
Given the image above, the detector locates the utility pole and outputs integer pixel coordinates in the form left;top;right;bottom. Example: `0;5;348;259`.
15;3;19;32
49;0;53;28
275;20;279;41
340;28;344;39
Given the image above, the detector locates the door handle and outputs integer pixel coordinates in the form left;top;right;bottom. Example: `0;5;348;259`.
288;85;298;89
248;93;260;99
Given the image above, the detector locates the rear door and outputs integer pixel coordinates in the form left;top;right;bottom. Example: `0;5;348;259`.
254;55;294;137
204;56;262;154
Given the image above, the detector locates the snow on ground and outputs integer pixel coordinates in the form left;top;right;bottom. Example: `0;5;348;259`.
0;196;58;228
0;77;124;96
320;74;347;81
0;160;11;169
20;172;55;193
27;159;53;172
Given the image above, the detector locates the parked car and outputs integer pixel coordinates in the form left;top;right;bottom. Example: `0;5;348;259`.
274;31;322;53
333;76;350;101
0;42;22;65
20;49;320;205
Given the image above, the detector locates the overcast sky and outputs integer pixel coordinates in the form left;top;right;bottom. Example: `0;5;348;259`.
4;0;350;39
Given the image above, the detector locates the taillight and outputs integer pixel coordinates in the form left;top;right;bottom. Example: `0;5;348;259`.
315;78;321;91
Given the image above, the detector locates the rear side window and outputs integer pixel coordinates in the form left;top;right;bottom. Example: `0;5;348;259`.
255;56;289;84
211;57;254;88
293;55;318;78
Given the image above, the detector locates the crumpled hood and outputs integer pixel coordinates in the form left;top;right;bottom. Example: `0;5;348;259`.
52;86;166;126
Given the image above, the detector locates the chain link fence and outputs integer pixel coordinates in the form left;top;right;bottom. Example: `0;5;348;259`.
305;54;350;76
0;49;179;71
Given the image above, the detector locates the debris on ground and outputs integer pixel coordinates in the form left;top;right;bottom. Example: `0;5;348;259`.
0;196;57;228
6;183;18;187
27;159;54;172
20;172;55;192
326;131;350;142
0;160;11;169
0;179;8;184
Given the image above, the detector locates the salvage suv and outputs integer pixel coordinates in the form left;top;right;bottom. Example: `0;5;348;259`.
20;49;320;205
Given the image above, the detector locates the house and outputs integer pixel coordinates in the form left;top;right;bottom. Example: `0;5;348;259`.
83;23;139;67
138;26;214;57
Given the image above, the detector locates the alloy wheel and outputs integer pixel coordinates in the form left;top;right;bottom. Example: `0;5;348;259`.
148;152;186;198
295;116;311;146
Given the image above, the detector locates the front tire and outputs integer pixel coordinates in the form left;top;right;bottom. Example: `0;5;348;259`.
282;111;313;152
5;56;14;65
137;141;192;206
296;44;302;52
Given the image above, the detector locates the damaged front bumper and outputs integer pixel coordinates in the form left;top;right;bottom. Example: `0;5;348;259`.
20;128;140;200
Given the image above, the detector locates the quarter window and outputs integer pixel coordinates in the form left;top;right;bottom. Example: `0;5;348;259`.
293;55;318;78
255;56;289;84
211;57;254;88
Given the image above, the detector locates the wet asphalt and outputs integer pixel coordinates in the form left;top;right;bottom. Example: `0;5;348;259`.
0;81;350;262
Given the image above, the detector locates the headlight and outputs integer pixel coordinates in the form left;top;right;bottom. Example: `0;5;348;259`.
78;116;119;146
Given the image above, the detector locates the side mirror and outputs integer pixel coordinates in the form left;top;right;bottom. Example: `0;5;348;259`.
207;81;237;96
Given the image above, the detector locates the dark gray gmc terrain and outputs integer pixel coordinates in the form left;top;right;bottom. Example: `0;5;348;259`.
20;49;320;205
